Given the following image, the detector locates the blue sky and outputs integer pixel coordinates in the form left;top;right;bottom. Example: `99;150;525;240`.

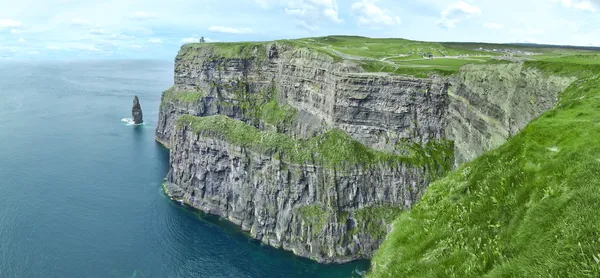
1;0;599;60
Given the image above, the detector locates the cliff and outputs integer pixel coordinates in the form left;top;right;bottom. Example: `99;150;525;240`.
446;63;575;163
368;60;600;277
164;115;436;262
156;40;574;263
156;42;449;151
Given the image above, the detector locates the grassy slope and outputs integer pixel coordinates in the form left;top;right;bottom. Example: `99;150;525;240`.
369;57;600;277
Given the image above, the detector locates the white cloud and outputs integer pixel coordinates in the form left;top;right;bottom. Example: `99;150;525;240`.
351;0;401;26
130;44;143;49
554;0;597;12
71;18;89;26
47;43;101;52
148;38;162;43
285;0;343;31
484;22;503;29
297;21;318;31
208;25;253;34
437;1;482;29
129;11;156;20
254;0;270;8
28;51;39;55
106;33;135;40
0;19;22;28
10;29;19;34
89;27;106;35
18;37;26;43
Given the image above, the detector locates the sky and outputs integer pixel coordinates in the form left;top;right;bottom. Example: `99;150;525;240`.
1;0;600;60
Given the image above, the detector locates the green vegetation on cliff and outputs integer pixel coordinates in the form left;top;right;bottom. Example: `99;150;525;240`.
228;80;298;133
353;206;403;239
162;87;204;103
179;42;268;60
297;205;331;233
370;59;600;277
176;114;412;168
176;114;453;172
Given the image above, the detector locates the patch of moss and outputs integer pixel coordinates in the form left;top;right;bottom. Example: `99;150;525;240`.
226;79;298;132
162;86;205;103
352;205;403;239
297;205;331;233
261;99;297;132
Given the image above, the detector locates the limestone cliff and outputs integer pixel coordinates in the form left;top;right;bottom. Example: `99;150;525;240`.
163;115;433;263
156;42;574;263
156;42;449;151
446;63;575;163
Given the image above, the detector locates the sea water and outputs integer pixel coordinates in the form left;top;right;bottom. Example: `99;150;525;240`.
0;60;368;278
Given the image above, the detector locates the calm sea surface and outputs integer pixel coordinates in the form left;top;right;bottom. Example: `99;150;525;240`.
0;60;368;278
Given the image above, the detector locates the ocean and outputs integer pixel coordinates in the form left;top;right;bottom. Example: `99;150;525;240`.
0;60;368;278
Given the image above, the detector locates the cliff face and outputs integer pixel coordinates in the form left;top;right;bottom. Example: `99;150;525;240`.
156;42;575;263
446;63;575;163
164;119;428;263
156;43;449;152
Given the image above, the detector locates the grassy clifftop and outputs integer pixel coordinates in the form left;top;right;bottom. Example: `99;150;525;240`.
177;36;600;78
369;56;600;277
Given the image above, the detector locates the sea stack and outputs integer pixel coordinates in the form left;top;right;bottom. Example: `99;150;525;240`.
132;96;143;124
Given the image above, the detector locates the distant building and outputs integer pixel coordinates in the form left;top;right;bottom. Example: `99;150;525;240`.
200;37;205;43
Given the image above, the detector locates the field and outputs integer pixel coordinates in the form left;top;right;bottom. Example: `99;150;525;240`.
279;36;600;77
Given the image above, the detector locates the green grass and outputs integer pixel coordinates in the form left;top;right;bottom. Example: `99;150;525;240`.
177;114;415;168
179;36;600;78
369;61;600;277
359;58;484;78
161;87;204;103
260;98;297;132
178;42;269;60
353;206;404;238
295;36;488;60
297;205;331;233
398;58;489;68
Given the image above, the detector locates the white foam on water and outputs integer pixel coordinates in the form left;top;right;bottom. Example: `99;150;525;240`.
121;118;144;126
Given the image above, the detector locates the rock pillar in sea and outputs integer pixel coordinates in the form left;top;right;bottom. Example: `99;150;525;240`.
132;96;143;124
